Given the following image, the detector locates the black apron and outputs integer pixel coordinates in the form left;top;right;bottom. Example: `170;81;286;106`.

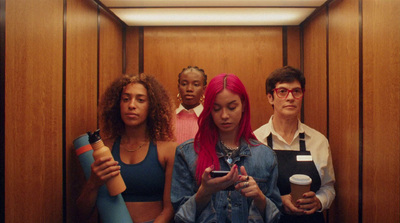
267;133;325;223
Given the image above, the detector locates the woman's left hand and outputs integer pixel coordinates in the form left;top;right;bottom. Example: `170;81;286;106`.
235;166;266;207
295;191;322;215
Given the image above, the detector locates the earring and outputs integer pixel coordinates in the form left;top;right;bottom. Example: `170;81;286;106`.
200;95;205;104
177;93;182;102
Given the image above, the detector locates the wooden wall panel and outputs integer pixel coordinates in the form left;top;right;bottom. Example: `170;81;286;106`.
287;26;301;69
303;10;328;136
65;0;98;222
143;26;282;130
363;0;400;222
5;0;63;222
125;27;140;75
328;0;360;222
99;9;123;98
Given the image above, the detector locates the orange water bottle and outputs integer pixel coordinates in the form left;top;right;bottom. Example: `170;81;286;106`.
88;129;126;196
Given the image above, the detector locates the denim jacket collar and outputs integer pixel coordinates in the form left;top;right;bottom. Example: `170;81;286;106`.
216;139;252;160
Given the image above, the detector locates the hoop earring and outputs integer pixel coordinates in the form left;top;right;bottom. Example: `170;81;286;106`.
177;93;182;102
200;95;205;104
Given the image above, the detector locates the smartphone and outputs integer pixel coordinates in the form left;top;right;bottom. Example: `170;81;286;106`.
210;170;229;178
210;170;235;191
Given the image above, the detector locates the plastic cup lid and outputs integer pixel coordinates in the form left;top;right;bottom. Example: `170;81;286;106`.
289;174;312;185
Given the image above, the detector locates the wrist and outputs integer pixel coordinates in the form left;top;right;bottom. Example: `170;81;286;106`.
253;192;266;207
254;195;266;205
195;185;212;214
195;185;212;202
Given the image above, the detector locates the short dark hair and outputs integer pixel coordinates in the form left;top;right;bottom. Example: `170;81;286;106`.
178;66;207;86
265;66;305;96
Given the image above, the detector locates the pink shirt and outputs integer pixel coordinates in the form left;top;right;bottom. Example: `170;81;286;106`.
175;104;203;144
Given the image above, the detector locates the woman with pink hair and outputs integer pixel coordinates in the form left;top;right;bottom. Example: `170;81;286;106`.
171;73;282;223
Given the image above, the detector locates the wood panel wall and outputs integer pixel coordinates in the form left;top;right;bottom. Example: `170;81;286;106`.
125;27;140;75
142;26;283;130
99;9;124;98
302;0;400;222
362;0;399;222
65;3;124;223
286;26;301;69
3;0;124;222
328;0;360;222
4;0;64;222
303;9;328;136
65;0;98;222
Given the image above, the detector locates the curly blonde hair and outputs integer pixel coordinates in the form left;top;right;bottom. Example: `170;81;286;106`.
99;73;176;142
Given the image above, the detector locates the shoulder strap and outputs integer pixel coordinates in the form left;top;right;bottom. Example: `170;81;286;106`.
267;134;273;149
111;136;121;159
267;133;306;151
299;133;306;151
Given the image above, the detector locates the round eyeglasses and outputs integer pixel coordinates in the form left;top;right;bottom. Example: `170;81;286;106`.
273;87;304;99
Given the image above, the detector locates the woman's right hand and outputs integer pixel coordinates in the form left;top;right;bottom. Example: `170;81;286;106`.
89;156;121;188
195;165;239;213
281;194;305;215
76;156;120;220
200;164;239;196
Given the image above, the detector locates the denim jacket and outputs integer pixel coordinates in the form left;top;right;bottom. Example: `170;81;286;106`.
171;139;282;223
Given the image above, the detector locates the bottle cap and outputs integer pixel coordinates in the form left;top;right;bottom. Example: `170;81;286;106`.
87;129;102;144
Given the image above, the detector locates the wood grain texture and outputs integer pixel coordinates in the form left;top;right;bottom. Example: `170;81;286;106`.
5;0;63;222
287;26;301;69
328;0;360;222
125;27;140;75
99;9;123;98
65;0;98;222
143;26;282;130
303;9;328;136
362;0;400;222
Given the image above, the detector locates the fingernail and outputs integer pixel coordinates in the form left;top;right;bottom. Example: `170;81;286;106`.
210;165;214;170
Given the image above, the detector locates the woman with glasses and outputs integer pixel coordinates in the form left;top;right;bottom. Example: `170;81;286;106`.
254;66;335;223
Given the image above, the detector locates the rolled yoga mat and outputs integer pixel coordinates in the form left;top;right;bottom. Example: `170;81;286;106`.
73;133;133;223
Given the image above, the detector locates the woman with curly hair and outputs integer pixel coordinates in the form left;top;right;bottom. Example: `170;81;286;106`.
77;73;177;223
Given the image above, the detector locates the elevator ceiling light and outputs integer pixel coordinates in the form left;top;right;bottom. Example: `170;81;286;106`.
100;0;327;7
98;0;327;26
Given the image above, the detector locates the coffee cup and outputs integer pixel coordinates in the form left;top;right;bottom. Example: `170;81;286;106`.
289;174;312;206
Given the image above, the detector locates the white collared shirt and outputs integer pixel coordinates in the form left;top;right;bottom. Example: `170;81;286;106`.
254;116;336;211
176;103;203;117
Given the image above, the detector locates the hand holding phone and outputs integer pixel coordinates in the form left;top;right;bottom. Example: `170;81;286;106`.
210;170;235;191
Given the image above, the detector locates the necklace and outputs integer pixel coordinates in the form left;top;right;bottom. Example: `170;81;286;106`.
220;140;239;166
220;140;239;151
122;141;147;152
226;152;234;165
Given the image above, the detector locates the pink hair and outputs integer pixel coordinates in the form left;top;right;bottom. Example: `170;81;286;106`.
194;73;257;183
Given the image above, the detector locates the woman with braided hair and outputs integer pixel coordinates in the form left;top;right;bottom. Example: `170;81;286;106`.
175;66;208;144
